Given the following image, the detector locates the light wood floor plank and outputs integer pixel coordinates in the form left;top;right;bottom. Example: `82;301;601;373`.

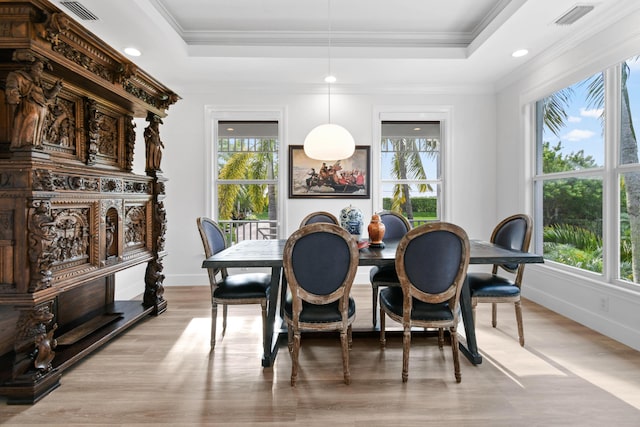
1;284;639;426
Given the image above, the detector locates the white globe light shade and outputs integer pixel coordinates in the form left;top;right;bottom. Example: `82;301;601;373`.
303;123;356;160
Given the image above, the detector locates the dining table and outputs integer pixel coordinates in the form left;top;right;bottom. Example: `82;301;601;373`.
202;237;544;368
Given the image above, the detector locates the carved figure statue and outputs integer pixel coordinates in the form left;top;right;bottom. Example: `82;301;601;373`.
13;303;57;380
27;201;56;292
144;114;164;172
5;59;63;149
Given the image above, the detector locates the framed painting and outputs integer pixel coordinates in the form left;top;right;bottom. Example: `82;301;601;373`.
289;145;370;198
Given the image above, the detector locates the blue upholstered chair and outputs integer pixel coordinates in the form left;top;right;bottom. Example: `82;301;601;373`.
369;210;412;326
299;211;339;227
379;222;470;383
283;223;359;386
196;217;271;349
468;214;533;346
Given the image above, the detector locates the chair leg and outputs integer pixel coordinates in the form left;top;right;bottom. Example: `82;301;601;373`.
290;330;301;386
211;302;218;349
515;300;525;346
222;304;228;333
450;326;461;383
491;303;497;328
372;284;378;326
379;307;386;348
402;327;411;382
340;330;351;385
348;324;353;350
438;328;444;349
287;323;293;353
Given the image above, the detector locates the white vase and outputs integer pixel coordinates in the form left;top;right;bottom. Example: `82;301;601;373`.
339;205;364;240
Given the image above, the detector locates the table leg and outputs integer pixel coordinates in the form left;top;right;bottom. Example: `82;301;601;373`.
459;276;483;364
262;267;282;367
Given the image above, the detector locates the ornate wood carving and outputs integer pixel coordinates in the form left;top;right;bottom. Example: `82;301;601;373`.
27;200;56;292
50;207;90;266
5;54;63;150
85;98;99;165
144;113;164;173
154;201;167;253
43;96;75;152
124;116;136;172
40;12;70;47
124;206;146;247
12;302;57;381
105;208;118;259
0;0;178;403
144;257;165;309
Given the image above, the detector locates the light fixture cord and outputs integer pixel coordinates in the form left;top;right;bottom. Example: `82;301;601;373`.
327;0;332;124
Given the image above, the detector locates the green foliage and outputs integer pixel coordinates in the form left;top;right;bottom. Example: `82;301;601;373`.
383;197;437;217
543;242;603;273
544;224;601;252
542;141;598;173
541;142;602;236
541;87;574;137
217;139;277;220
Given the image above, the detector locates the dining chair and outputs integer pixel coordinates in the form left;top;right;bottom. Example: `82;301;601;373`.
379;222;470;383
369;210;412;326
196;217;271;349
283;222;359;386
299;211;339;227
468;213;533;346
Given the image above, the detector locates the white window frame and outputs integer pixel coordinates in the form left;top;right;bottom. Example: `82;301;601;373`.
372;106;453;221
203;106;286;234
528;63;640;290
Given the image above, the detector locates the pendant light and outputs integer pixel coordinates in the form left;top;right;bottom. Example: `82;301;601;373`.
303;0;355;161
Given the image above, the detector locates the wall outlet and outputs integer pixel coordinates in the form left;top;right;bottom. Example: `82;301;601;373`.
599;296;609;312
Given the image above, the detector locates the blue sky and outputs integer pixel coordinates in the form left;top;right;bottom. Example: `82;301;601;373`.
544;58;640;167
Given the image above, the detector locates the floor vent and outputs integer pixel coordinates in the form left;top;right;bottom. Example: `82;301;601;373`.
555;4;594;25
60;1;99;21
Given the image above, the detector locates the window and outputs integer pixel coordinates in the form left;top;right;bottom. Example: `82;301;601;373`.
618;57;640;283
534;56;640;286
215;120;279;242
380;121;441;226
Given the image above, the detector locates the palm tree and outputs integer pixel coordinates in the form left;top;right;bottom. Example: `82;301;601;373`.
617;62;640;282
388;137;434;219
217;138;278;234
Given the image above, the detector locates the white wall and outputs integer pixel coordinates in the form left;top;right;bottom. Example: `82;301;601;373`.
496;9;640;351
155;88;497;287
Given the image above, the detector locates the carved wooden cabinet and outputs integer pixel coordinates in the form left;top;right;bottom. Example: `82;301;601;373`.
0;0;179;403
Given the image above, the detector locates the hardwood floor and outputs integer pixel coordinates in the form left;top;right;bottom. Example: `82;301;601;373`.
2;284;640;426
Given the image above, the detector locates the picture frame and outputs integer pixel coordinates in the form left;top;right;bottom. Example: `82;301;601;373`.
288;145;370;198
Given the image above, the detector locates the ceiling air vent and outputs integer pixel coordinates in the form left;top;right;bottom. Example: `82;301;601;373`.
60;1;99;21
555;4;594;25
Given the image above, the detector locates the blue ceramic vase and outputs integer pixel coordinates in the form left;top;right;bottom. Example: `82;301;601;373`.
339;205;364;240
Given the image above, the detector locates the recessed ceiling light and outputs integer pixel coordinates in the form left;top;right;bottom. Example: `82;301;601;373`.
324;75;337;83
124;47;142;57
226;127;234;132
413;127;421;131
512;49;529;58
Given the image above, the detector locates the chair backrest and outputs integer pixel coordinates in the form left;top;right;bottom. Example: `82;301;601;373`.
490;214;533;275
196;217;228;281
378;210;411;240
283;223;358;317
299;211;339;227
395;222;470;312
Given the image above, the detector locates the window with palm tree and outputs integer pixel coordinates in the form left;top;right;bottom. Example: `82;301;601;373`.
216;121;279;242
380;121;441;225
535;56;640;285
